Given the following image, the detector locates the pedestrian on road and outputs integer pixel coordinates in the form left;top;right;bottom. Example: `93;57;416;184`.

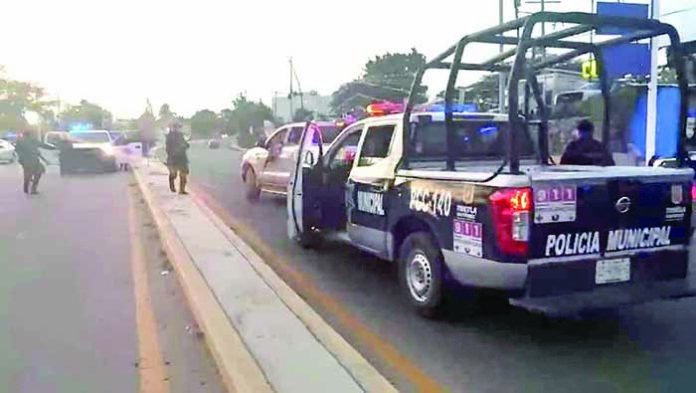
14;130;54;195
165;121;190;195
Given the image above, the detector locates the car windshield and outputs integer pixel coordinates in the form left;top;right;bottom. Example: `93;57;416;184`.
69;132;111;143
408;119;536;162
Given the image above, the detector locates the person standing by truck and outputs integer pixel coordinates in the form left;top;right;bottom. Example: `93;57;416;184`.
14;130;53;195
165;122;190;195
560;119;615;166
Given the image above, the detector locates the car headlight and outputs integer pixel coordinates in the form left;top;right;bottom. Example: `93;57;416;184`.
101;145;114;156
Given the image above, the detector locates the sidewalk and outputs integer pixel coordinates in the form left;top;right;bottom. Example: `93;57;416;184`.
133;161;394;393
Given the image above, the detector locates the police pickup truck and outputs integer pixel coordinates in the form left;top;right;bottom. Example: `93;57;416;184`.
287;12;696;317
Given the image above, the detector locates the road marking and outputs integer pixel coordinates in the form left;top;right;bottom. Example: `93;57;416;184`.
128;188;170;393
192;183;445;392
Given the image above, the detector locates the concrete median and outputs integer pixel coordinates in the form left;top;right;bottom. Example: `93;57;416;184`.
132;160;395;393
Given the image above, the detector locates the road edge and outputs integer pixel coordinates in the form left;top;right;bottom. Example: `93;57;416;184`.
191;183;397;392
132;167;273;393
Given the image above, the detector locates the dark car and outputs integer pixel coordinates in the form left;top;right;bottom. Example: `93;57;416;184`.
58;131;118;174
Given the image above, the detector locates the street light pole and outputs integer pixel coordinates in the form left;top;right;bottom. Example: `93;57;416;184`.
499;0;506;113
646;0;660;163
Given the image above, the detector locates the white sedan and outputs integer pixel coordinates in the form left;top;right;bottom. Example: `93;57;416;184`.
0;139;16;163
241;121;340;200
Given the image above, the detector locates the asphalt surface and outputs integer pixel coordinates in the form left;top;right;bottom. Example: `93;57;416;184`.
189;143;696;393
0;158;224;393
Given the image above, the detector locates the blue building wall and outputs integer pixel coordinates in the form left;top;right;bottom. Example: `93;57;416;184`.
628;86;684;159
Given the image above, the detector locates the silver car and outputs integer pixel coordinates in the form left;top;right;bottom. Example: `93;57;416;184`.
241;121;340;200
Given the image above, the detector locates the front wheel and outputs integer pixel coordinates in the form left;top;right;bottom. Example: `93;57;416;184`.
244;167;261;201
399;232;445;318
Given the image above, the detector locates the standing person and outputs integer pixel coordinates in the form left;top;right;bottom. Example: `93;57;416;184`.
14;130;53;194
560;119;615;166
165;122;190;195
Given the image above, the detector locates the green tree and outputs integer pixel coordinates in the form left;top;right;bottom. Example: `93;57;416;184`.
58;99;112;130
0;66;56;131
331;49;428;113
159;103;172;119
292;108;314;122
223;94;275;147
190;109;219;138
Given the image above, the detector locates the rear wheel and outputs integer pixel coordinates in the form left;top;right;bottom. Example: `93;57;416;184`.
399;232;445;318
244;167;261;201
295;229;322;249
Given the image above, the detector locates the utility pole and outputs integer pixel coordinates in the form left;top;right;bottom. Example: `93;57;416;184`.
646;0;660;163
499;0;506;113
524;0;561;58
289;57;294;120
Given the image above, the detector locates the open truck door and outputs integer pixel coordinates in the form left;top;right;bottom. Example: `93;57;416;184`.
287;122;324;246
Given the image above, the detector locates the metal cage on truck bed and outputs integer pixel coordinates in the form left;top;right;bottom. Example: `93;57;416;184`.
402;11;692;173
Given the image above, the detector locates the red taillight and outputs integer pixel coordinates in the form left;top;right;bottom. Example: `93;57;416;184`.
490;188;532;257
691;183;696;201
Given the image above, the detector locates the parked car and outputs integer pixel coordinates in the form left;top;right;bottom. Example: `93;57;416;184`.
241;121;340;199
0;139;16;163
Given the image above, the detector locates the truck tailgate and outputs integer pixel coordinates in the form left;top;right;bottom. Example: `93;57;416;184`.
526;166;693;298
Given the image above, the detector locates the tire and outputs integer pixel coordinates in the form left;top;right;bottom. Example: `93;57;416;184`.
244;167;261;201
295;230;322;249
399;232;445;318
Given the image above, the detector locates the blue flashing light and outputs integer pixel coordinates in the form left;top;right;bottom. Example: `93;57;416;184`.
418;102;478;114
479;126;498;135
69;123;93;132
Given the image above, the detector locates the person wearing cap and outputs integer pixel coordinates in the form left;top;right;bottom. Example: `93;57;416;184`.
560;119;615;166
165;122;190;194
14;130;54;194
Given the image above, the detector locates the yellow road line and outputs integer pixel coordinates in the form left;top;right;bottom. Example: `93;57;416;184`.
192;184;445;392
128;188;170;393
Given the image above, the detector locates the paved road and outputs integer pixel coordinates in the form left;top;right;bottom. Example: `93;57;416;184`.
190;144;696;393
0;159;224;393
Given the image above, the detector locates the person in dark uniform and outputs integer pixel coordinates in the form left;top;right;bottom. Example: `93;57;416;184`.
165;122;190;194
14;130;54;194
560;119;615;166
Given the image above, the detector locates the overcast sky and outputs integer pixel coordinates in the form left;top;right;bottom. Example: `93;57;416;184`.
1;0;692;118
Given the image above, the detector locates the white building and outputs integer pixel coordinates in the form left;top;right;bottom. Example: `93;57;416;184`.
272;91;332;122
661;1;696;44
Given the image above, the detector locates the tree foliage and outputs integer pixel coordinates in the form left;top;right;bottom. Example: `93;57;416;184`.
222;94;275;147
59;99;112;130
292;108;314;122
0;67;56;132
190;109;219;138
331;49;428;113
159;103;172;119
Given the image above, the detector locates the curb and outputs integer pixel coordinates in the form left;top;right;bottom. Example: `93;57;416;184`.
192;184;397;393
132;165;273;393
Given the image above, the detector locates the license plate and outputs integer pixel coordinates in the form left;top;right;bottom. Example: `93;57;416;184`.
595;258;631;285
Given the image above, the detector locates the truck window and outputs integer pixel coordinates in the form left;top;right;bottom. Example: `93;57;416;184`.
286;127;304;145
328;131;361;170
409;120;535;162
358;125;395;167
267;129;287;155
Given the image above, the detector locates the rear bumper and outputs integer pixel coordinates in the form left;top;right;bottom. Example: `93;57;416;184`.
443;246;696;315
510;277;696;316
